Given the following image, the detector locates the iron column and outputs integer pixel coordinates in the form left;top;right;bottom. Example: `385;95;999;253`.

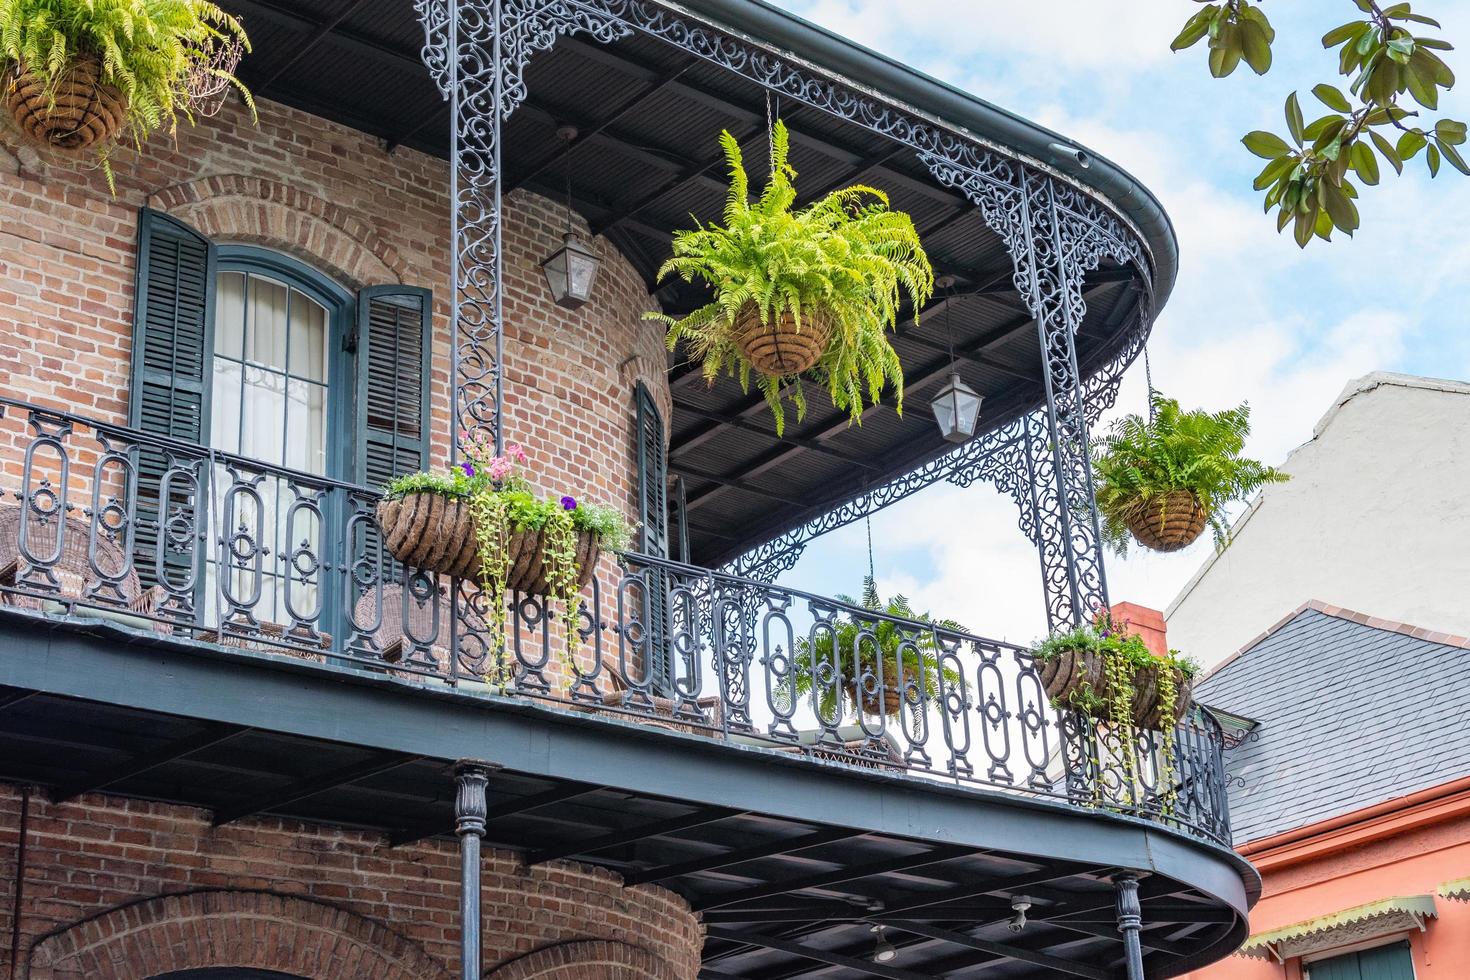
1114;873;1145;980
455;762;490;980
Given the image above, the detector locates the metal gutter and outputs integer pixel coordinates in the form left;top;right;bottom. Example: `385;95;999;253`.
671;0;1180;310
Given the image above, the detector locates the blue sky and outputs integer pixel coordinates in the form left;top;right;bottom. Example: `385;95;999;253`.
768;0;1470;644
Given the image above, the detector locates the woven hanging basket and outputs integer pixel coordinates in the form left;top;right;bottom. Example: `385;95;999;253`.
843;672;905;717
733;303;834;377
377;493;479;579
503;525;600;597
1130;665;1194;731
5;55;128;153
1037;647;1112;723
1124;489;1208;552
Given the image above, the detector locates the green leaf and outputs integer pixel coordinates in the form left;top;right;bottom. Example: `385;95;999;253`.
1405;61;1439;109
1285;92;1305;144
1209;34;1243;78
1371;129;1404;173
1322;21;1365;48
1171;8;1214;51
1386;36;1415;63
1240;20;1272;74
1436;119;1468;145
1350;140;1380;184
1293;209;1315;248
1242;130;1292;159
1312;83;1353;112
1439;139;1470;175
1399;12;1442;27
1427;143;1441;176
1398;129;1428;158
1253;155;1296;190
1357;26;1379;56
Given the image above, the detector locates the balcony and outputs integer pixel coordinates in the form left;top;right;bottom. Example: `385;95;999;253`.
0;394;1252;978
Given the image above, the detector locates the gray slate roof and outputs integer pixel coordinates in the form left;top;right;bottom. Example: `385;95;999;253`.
1196;607;1470;846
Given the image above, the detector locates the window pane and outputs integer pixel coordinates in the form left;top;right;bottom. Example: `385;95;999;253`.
284;378;327;475
210;359;242;455
289;291;328;383
240;365;287;466
246;276;290;371
215;272;246;357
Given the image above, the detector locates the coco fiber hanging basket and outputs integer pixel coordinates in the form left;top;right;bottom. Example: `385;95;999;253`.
5;54;128;153
1124;490;1208;553
733;303;835;377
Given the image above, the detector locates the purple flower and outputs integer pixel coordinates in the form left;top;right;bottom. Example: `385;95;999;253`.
561;495;577;511
461;461;476;477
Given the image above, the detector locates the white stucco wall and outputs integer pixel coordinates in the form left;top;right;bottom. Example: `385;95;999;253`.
1166;373;1470;671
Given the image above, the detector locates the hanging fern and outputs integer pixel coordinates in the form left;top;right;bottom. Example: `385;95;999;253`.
1092;393;1289;555
0;0;254;186
649;120;934;434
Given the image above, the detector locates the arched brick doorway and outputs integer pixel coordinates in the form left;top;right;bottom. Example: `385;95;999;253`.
27;891;449;980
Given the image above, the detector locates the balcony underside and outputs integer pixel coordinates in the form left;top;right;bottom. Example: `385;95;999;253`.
219;0;1154;567
0;611;1254;980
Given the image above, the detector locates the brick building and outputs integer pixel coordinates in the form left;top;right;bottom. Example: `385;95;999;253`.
0;1;1256;978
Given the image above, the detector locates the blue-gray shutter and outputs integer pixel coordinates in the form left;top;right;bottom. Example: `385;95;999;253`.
128;209;216;591
356;286;432;488
1307;941;1414;980
635;383;672;693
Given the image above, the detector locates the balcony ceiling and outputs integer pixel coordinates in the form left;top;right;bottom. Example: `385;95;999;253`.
221;0;1157;567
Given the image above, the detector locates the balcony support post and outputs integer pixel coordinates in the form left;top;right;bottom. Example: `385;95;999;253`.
1114;873;1145;980
919;158;1151;631
454;761;491;980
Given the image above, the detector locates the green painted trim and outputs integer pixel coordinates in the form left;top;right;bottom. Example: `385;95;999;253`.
1241;895;1438;956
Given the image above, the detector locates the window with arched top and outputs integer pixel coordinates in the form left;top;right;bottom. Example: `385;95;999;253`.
128;209;435;634
150;971;309;980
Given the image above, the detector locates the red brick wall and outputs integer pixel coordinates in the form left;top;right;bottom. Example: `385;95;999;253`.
0;96;670;528
0;783;703;979
0;97;672;681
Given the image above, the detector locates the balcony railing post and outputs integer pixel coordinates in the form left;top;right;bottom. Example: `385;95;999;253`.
454;761;492;980
1113;873;1145;980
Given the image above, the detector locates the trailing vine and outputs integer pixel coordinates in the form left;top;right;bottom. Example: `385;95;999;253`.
382;436;633;690
1031;612;1201;812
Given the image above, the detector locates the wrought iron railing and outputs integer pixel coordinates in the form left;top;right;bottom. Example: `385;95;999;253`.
0;395;1231;845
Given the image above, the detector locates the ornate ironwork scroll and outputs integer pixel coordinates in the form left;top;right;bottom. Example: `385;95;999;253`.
412;0;1154;629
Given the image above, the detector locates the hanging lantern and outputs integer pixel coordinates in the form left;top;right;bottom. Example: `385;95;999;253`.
542;233;600;309
541;125;601;310
929;279;981;442
931;372;982;443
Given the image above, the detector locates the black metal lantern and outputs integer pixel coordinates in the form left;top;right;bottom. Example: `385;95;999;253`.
931;372;982;443
541;125;601;310
929;281;982;442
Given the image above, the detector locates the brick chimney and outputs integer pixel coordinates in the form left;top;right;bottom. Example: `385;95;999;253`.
1110;602;1168;658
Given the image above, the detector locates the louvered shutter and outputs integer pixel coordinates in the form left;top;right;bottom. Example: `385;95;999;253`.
636;382;669;558
356;286;432;488
635;383;673;693
128;209;217;591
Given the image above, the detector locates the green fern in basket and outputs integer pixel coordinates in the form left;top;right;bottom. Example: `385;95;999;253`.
0;0;254;186
786;577;964;721
1093;393;1288;554
649;119;933;435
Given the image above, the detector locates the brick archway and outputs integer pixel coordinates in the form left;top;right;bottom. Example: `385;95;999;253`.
26;890;450;980
149;174;410;287
487;940;686;980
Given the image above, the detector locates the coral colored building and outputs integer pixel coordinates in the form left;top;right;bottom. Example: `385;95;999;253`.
1181;602;1470;979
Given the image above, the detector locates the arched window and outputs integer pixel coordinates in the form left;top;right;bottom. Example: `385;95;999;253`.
209;246;354;480
151;971;308;980
128;209;434;630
